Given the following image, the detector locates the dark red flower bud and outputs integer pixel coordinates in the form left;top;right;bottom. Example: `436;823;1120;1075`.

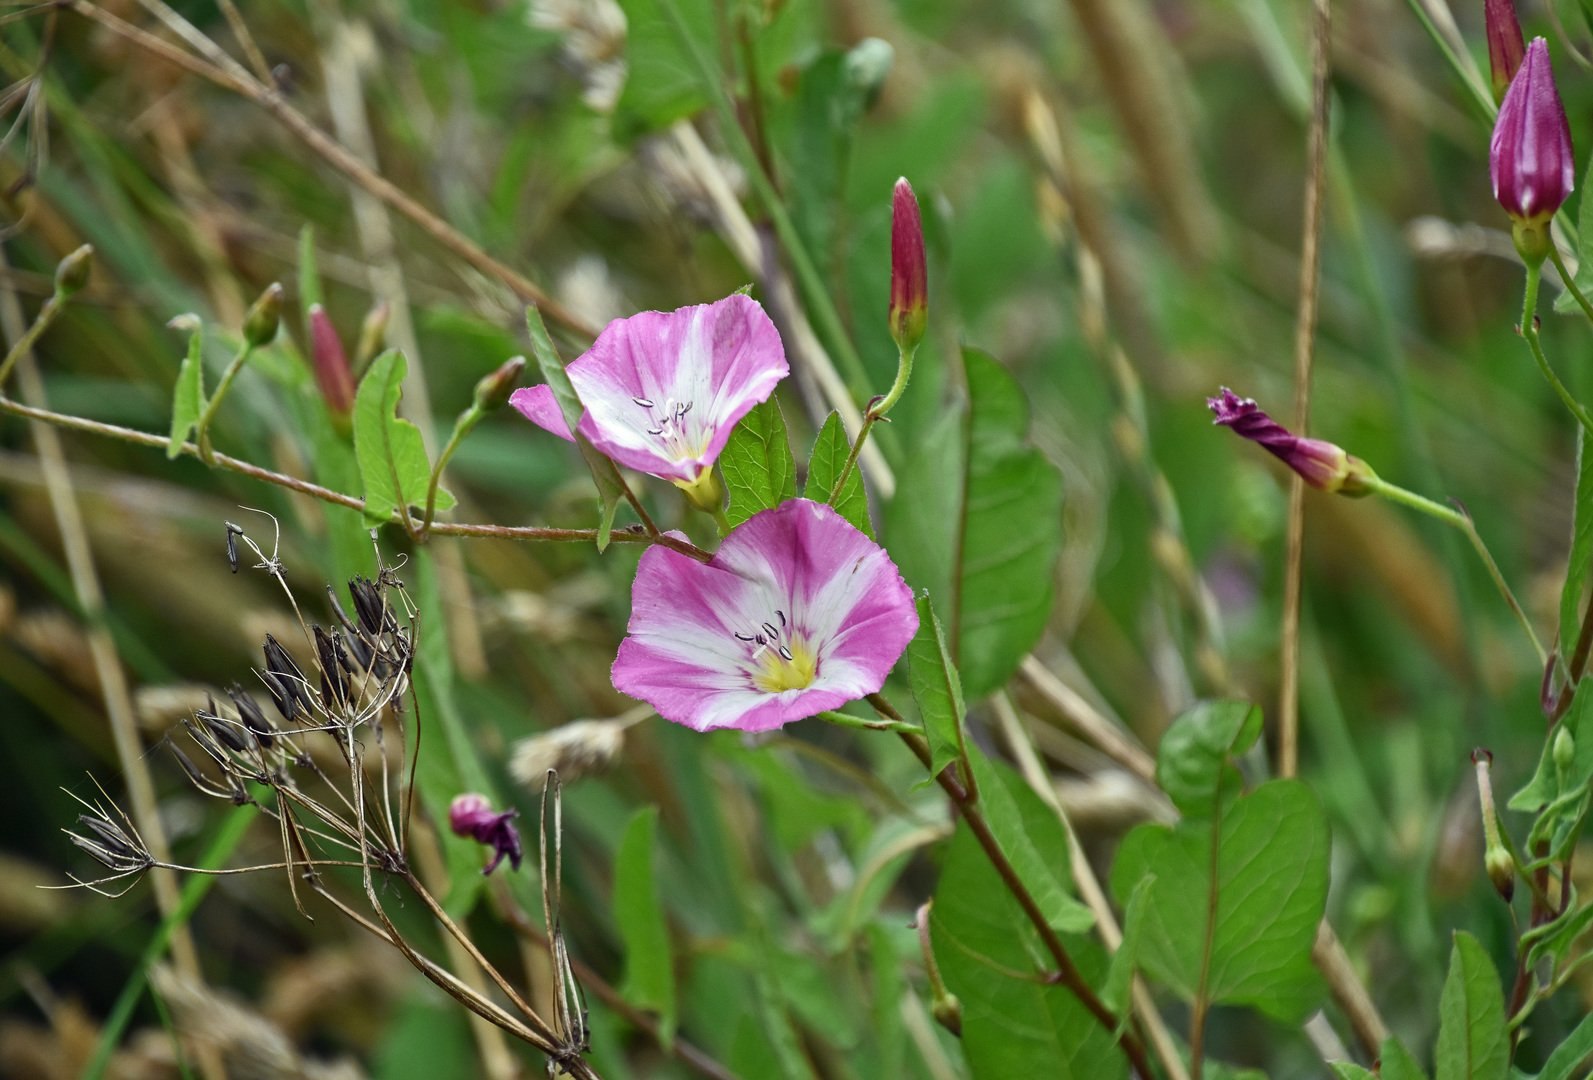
1490;38;1574;265
889;177;927;354
309;304;357;417
1485;0;1526;103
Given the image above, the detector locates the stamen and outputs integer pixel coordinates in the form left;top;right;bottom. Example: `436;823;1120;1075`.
734;632;755;642
647;427;664;436
632;396;655;408
778;646;794;661
777;610;786;627
761;622;779;640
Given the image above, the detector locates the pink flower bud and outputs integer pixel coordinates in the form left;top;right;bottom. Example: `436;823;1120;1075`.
448;793;522;875
1490;38;1574;248
1207;388;1376;495
889;177;927;354
309;304;356;417
1485;0;1525;102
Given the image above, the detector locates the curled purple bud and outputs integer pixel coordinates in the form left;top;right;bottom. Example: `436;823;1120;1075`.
448;793;522;874
1207;387;1376;495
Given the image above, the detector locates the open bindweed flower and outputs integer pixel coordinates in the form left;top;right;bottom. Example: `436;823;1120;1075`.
612;499;918;732
510;294;788;497
1208;387;1376;495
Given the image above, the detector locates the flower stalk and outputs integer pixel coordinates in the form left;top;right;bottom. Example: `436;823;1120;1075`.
0;245;94;391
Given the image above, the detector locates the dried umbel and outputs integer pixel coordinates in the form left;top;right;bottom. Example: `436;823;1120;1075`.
58;515;595;1077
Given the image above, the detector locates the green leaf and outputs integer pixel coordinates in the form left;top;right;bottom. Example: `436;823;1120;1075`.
1435;932;1508;1080
1509;685;1593;862
1109;780;1328;1022
613;0;713;138
1560;426;1593;654
885;348;1064;698
1330;1066;1376;1080
167;318;205;459
1524;900;1593;971
1557;155;1593;313
1380;1038;1430;1080
353;350;452;524
1536;1011;1593;1080
905;594;965;781
1101;874;1152;1015
967;752;1094;935
524;306;624;549
614;806;676;1047
721;397;797;527
931;821;1124;1079
1155;701;1264;820
806;411;873;537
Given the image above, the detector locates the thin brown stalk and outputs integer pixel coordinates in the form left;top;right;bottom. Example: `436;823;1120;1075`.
69;0;596;337
495;887;740;1080
0;393;713;561
1280;0;1333;780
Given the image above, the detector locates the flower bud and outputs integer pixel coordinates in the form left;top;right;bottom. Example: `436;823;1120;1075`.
931;992;963;1036
889;177;927;355
1554;724;1575;773
448;793;523;875
309;304;357;417
243;283;284;347
54;244;93;297
354;300;390;374
474;356;526;412
1486;0;1526;103
1207;388;1377;495
1491;39;1574;264
1472;749;1515;903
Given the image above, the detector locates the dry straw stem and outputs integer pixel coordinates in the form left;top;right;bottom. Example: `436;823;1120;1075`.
71;0;596;338
1062;0;1218;262
1280;0;1334;782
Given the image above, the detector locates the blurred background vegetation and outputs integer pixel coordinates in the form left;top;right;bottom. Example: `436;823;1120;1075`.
0;0;1589;1076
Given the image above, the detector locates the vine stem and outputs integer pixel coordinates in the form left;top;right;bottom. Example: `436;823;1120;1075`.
1362;476;1546;666
1547;245;1593;328
866;693;1154;1078
0;394;712;562
1521;264;1593;437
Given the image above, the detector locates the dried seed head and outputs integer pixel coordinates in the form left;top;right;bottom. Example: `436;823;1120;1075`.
262;635;313;719
348;577;387;637
227;684;276;748
510;718;630;787
70;813;150;873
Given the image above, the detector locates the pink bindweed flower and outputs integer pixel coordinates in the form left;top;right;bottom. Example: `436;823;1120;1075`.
448;793;522;875
611;499;919;732
510;294;788;489
1491;38;1574;250
1485;0;1525;102
1208;388;1376;495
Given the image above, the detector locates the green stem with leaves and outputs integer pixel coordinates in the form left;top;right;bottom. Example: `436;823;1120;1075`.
827;343;917;504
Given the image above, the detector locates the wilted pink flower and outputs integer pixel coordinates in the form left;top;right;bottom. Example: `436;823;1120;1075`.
308;304;356;417
1486;0;1525;102
448;793;522;874
612;499;918;732
889;178;927;353
1491;38;1574;227
1208;388;1375;495
510;295;788;487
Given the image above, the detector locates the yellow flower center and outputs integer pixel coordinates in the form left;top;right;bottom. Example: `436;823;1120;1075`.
751;634;817;694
